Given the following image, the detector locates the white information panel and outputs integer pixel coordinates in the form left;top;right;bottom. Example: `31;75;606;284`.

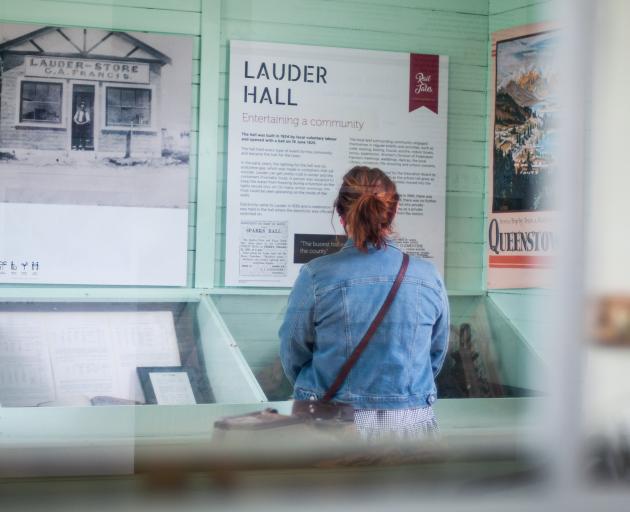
226;41;448;287
0;204;188;286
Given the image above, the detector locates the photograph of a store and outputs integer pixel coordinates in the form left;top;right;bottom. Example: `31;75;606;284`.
0;24;193;209
0;26;170;156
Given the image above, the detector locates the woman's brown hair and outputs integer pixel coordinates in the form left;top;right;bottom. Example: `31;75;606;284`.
334;166;399;252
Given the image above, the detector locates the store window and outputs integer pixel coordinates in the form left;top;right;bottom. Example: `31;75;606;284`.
20;81;62;123
106;87;151;127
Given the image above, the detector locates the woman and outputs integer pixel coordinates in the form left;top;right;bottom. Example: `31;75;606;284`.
279;166;450;440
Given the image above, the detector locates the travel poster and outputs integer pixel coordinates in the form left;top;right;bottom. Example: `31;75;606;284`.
488;24;558;288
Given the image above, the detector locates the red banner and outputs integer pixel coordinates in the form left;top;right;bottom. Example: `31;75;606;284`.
489;255;554;269
409;54;439;114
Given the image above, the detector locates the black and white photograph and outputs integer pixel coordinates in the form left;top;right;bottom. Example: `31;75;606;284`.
0;24;194;286
0;24;193;209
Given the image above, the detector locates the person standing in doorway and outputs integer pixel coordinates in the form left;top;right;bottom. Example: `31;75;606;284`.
73;101;91;150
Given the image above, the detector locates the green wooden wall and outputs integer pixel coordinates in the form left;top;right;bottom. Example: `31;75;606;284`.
0;0;554;370
212;0;490;293
489;0;554;31
0;0;492;297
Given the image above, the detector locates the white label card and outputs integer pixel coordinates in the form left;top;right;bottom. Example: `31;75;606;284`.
149;372;196;405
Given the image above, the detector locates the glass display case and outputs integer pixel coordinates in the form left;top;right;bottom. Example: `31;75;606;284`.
213;293;545;402
212;292;544;446
0;294;544;409
0;298;265;408
0;293;544;479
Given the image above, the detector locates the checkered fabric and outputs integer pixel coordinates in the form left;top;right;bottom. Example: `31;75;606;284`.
354;406;439;441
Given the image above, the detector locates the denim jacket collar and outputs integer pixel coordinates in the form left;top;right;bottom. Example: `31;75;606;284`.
341;237;399;252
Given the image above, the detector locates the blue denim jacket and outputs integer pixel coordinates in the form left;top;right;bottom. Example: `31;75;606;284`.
279;239;450;410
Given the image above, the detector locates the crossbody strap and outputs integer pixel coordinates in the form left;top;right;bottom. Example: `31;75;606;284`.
322;252;410;402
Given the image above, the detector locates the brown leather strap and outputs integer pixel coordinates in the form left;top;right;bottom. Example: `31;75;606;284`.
322;253;410;402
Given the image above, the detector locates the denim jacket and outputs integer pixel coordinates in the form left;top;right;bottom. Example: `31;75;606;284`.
279;239;450;410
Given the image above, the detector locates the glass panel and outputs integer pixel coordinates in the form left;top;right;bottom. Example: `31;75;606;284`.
21;103;34;120
212;295;291;401
106;88;121;106
36;101;60;122
135;107;150;125
136;89;150;107
106;87;151;126
0;301;214;407
45;84;61;103
107;107;122;124
211;294;545;402
35;82;48;99
21;82;35;101
120;106;135;124
584;0;630;486
120;89;136;107
20;81;62;123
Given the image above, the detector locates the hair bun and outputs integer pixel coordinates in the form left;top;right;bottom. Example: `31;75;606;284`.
334;166;398;252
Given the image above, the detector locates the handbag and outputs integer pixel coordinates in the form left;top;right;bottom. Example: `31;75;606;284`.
213;253;410;436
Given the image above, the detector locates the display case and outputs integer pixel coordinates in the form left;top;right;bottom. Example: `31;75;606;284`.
0;292;544;478
0;296;264;477
0;297;264;408
212;293;545;402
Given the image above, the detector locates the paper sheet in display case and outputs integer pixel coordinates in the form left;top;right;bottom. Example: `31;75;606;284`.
0;311;180;407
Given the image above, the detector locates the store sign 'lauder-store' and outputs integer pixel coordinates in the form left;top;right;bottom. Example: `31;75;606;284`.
25;56;150;84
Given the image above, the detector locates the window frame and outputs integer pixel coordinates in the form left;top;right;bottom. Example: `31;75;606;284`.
17;78;65;128
103;85;156;132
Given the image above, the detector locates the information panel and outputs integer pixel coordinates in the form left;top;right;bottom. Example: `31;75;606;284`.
226;41;448;287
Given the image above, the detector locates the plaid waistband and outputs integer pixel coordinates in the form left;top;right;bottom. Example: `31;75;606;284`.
354;406;439;440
